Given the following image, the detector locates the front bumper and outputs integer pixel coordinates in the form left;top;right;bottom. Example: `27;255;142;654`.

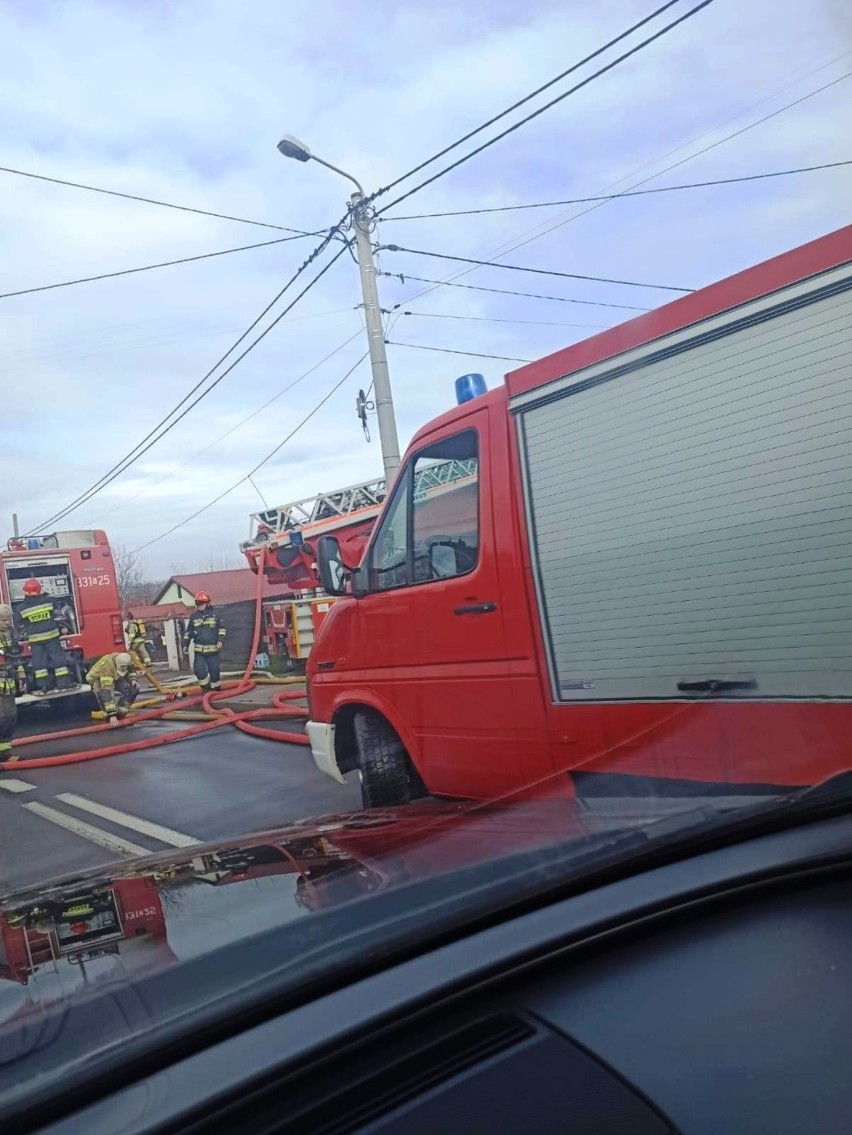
305;720;345;784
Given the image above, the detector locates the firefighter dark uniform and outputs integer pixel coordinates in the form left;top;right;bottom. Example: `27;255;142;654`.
183;595;226;691
0;608;24;761
125;615;151;666
86;652;138;719
17;581;74;693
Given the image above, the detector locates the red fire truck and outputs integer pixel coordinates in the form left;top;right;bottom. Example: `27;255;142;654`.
1;529;124;701
242;478;386;590
307;224;852;807
0;876;169;985
243;480;386;667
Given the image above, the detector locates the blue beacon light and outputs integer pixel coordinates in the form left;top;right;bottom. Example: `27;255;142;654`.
454;373;488;404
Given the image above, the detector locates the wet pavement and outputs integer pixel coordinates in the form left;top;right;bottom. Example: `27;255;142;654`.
0;685;362;894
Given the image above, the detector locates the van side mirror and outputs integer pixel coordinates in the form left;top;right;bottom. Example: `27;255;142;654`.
429;541;459;579
316;535;348;596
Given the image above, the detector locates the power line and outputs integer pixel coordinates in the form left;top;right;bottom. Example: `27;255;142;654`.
370;0;686;202
470;69;852;271
28;225;347;533
35;238;347;532
385;159;852;220
382;245;693;292
0;234;313;300
0;163;316;236
386;341;531;363
88;327;365;524
380;272;650;311
393;310;607;329
131;352;369;554
375;0;713;214
0;307;357;373
387;59;852;313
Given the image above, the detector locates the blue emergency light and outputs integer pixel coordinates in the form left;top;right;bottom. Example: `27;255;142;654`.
455;373;488;404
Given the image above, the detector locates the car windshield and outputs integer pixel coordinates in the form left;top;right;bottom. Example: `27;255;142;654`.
1;0;850;1108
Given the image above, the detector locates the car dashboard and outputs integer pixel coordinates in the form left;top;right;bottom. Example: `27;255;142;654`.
18;810;852;1135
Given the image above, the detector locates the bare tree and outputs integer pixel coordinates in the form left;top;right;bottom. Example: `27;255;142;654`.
201;552;244;572
113;544;145;610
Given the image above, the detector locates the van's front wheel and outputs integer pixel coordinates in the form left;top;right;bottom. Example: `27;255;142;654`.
353;711;411;808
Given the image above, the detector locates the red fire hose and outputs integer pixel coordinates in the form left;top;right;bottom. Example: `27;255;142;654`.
0;549;310;769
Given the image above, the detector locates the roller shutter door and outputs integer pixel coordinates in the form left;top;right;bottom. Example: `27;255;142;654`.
517;268;852;702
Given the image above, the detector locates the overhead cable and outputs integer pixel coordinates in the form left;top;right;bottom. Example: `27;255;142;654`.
393;310;607;329
0;163;316;235
375;0;713;214
28;225;347;533
0;234;312;300
370;0;688;201
388;62;852;311
380;272;649;311
385;159;852;220
469;69;852;268
131;352;369;554
89;327;364;524
386;341;532;363
382;245;693;292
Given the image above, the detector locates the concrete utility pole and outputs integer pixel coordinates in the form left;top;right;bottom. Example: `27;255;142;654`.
276;135;401;483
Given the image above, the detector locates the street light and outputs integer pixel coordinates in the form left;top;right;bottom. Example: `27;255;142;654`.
277;135;400;482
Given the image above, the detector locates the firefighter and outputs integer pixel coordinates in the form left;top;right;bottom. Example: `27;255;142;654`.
183;592;226;692
85;652;138;724
125;610;151;666
0;605;23;762
16;579;75;694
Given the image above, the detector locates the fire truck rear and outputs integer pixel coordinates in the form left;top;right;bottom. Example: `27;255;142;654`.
1;529;124;701
242;479;386;668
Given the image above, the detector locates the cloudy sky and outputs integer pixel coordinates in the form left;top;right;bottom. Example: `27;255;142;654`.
0;0;849;577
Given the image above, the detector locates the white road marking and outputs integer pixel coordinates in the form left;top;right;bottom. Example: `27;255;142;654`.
24;802;149;857
55;793;201;848
0;778;37;793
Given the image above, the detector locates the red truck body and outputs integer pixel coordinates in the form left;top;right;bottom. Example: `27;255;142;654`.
0;876;168;985
1;529;124;694
306;225;852;802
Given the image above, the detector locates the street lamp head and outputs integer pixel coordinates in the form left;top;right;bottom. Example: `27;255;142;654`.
277;134;312;162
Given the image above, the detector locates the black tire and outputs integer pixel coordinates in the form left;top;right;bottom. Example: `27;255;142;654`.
353;711;411;808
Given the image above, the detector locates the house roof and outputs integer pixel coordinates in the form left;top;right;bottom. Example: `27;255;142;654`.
153;569;291;607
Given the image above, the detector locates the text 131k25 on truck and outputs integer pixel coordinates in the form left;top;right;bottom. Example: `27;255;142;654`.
1;529;124;702
306;224;852;808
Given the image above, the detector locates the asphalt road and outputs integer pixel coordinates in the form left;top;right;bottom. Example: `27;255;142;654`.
0;717;362;894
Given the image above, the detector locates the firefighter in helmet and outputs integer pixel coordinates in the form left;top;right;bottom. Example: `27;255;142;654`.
85;652;139;724
0;604;24;762
183;592;226;692
125;610;151;666
16;578;75;694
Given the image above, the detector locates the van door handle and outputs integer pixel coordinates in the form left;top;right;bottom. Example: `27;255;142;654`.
454;602;497;616
677;679;757;693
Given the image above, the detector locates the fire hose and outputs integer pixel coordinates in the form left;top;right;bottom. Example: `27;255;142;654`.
0;550;311;769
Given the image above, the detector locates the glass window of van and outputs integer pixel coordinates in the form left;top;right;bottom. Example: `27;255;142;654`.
369;429;479;590
370;479;410;590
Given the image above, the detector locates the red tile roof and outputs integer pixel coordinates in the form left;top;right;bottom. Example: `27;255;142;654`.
153;569;291;607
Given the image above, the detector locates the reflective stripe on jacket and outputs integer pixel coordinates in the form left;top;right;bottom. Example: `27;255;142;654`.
18;597;63;643
86;653;127;687
184;607;226;653
0;629;21;696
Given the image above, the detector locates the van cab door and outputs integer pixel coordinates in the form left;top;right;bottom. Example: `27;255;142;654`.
354;407;520;796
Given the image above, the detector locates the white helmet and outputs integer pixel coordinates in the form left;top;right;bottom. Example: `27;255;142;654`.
115;652;132;675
